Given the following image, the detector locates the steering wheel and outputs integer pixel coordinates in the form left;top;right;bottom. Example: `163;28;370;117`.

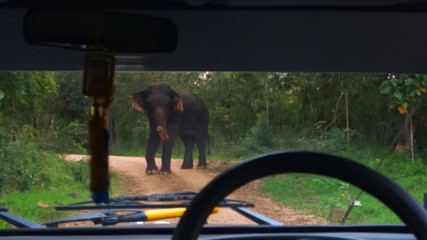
172;151;427;240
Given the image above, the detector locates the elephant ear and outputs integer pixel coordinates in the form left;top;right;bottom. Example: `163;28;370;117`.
174;98;184;112
132;90;147;113
172;92;184;112
131;98;145;113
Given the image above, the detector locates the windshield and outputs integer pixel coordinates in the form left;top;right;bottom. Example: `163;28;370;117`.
1;71;426;229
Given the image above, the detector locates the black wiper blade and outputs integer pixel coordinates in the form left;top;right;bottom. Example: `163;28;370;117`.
48;192;255;227
113;191;197;202
56;191;254;211
46;205;224;227
0;211;45;229
44;209;148;227
56;199;254;211
67;191;197;206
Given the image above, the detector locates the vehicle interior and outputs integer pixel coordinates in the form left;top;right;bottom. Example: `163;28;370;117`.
1;0;427;239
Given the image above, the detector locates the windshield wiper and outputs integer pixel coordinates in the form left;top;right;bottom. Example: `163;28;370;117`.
0;207;45;229
1;192;255;228
56;191;254;210
44;207;220;227
44;209;151;227
0;192;275;228
44;192;254;227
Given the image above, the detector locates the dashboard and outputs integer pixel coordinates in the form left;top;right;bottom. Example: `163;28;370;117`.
0;225;416;240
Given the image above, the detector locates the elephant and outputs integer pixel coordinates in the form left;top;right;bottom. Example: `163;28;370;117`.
132;83;209;175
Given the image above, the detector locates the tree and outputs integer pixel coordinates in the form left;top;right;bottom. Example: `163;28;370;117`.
0;72;57;129
380;75;427;160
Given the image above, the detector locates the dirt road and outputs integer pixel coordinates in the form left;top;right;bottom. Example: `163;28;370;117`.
65;155;326;225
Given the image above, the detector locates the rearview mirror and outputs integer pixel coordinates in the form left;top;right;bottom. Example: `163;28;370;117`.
23;10;177;53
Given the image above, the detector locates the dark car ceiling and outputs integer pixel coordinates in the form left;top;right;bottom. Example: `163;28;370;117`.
1;0;426;8
2;3;427;73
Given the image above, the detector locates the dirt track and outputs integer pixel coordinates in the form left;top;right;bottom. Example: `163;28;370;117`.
65;155;326;225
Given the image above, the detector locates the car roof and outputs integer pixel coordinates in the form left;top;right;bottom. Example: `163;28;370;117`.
1;1;427;73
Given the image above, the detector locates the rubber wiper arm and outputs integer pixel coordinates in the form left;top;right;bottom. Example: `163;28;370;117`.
45;207;217;227
66;191;197;206
0;211;45;229
110;191;197;202
44;209;138;227
55;192;254;211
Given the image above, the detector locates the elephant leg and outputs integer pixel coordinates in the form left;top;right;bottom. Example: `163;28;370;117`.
158;140;176;175
195;132;208;169
195;137;208;169
158;122;179;175
145;134;160;175
181;135;195;169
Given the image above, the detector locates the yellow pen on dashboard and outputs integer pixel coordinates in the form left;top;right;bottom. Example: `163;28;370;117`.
144;207;220;221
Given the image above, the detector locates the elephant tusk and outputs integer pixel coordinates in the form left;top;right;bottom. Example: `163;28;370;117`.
157;126;170;142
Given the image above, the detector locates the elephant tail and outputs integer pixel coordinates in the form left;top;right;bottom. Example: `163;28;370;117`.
207;134;211;155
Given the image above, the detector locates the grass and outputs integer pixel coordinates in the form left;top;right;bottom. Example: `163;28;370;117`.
0;154;125;229
93;133;427;225
0;187;89;227
259;151;427;224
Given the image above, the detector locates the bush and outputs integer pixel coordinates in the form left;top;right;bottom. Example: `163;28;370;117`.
0;125;90;194
297;127;362;154
225;113;275;157
0;126;43;192
52;120;87;154
68;160;89;185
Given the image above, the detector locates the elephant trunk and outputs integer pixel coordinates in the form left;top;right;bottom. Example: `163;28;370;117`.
154;106;170;142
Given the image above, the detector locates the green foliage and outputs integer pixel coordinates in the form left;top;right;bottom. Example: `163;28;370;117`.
0;72;90;154
380;75;427;111
90;71;427;158
0;153;127;229
297;127;362;154
51;120;87;154
54;72;89;120
260;152;427;224
0;157;90;228
260;174;358;221
2;71;426;157
0;72;57;124
0;126;43;192
0;123;89;194
233;113;274;155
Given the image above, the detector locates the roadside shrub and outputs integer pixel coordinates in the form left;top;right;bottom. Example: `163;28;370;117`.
68;160;89;185
0;126;43;193
297;127;363;154
228;113;275;157
52;120;87;154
